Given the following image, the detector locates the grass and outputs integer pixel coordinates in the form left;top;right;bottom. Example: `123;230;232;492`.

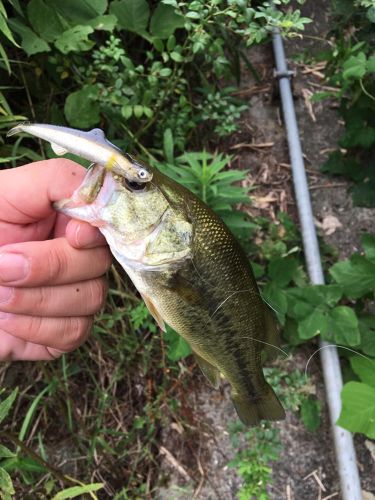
0;264;195;497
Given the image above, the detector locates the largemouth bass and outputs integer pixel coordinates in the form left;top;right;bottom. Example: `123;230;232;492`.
9;124;285;425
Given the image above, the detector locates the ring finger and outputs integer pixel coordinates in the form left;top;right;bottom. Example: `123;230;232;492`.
0;313;93;351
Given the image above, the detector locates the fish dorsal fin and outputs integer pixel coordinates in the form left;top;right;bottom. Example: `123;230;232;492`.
88;128;122;152
51;142;68;156
193;351;221;389
140;293;166;332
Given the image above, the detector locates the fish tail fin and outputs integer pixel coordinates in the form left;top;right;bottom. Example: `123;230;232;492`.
262;303;282;361
232;386;285;426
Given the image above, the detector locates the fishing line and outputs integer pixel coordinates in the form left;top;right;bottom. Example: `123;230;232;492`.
234;335;292;359
304;345;370;378
209;290;250;320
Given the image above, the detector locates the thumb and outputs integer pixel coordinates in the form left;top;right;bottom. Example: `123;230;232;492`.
0;159;86;225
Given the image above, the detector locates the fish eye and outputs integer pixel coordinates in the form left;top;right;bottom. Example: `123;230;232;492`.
123;178;147;192
138;169;147;179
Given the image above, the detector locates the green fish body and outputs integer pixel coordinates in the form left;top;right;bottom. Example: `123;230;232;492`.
56;164;285;425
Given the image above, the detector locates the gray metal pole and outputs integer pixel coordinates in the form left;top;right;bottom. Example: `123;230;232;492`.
272;29;362;500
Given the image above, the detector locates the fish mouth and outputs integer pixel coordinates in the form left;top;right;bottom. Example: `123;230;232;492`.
53;163;115;216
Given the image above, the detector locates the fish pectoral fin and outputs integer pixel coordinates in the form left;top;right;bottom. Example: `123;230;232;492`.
232;386;285;426
50;142;69;156
140;293;166;332
193;352;221;389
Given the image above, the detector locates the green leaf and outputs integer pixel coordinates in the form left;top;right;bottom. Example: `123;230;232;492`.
87;14;117;31
54;26;94;53
0;389;18;424
150;3;184;39
2;456;46;474
362;234;375;262
163;128;174;164
330;254;375;299
298;309;329;339
185;11;200;19
48;0;107;24
300;397;321;432
350;356;375;387
27;0;65;42
0;468;14;495
367;6;375;22
283;318;306;346
52;483;104;500
367;54;375;73
8;18;50;55
329;306;360;346
19;385;49;442
164;326;191;361
342;52;367;80
0;445;15;459
121;104;132;119
262;284;288;324
133;104;143;118
351;179;375;208
170;50;183;62
359;315;375;356
109;0;149;35
268;257;299;288
159;67;172;77
0;12;20;46
337;381;375;438
64;85;100;128
286;289;314;320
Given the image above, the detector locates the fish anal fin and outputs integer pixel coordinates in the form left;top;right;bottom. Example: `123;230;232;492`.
232;386;285;426
51;142;68;156
193;352;221;389
262;303;281;361
140;293;166;332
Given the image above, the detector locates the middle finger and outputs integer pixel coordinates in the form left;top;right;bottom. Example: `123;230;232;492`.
0;277;108;317
0;238;112;287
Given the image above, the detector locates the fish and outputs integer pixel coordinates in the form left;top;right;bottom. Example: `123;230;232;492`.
7;123;152;183
9;124;285;426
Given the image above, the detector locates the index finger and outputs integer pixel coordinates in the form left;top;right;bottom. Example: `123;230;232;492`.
0;159;86;225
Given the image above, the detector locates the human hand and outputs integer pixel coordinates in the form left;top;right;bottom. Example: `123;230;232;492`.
0;159;112;361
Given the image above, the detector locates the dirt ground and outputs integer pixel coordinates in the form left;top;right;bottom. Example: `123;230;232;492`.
157;1;375;499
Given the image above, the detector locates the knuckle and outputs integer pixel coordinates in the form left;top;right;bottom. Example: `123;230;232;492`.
33;287;51;313
97;246;113;272
47;245;69;282
64;316;92;351
2;287;17;309
28;315;44;339
88;278;108;313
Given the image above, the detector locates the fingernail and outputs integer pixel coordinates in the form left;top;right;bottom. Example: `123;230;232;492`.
74;224;82;247
0;286;12;304
0;253;30;282
74;224;102;248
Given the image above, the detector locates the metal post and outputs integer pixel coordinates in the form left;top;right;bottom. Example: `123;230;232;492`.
272;28;362;500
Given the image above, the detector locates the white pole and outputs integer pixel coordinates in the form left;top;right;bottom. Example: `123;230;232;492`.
271;28;362;500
